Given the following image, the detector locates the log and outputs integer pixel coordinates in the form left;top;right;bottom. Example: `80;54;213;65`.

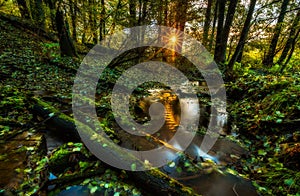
31;97;81;142
30;97;199;195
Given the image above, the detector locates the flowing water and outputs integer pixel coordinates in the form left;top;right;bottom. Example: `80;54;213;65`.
51;84;255;195
0;83;256;195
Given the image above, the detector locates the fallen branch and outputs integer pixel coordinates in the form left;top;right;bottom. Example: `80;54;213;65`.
30;97;199;195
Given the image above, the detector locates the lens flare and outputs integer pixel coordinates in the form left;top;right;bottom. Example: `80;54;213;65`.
170;35;177;44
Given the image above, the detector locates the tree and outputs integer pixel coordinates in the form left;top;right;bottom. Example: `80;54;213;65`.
44;0;57;31
203;0;213;47
214;0;238;65
173;0;188;31
55;6;78;57
16;0;30;19
129;0;137;27
263;0;290;67
70;0;78;42
30;0;46;29
277;9;300;67
99;0;105;41
137;0;148;25
89;0;98;44
228;0;257;72
208;0;218;52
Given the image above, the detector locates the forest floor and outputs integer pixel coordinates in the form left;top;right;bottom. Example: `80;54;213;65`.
0;16;299;196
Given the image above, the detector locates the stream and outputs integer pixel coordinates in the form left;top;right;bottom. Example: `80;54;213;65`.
44;85;257;195
0;84;258;195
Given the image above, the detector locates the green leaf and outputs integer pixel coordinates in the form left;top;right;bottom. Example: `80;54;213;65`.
284;178;294;186
276;119;283;123
131;163;136;171
26;147;34;151
168;161;176;168
258;149;267;156
90;186;98;194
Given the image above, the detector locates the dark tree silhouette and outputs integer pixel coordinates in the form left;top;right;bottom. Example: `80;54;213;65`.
228;0;257;72
277;9;300;67
55;7;78;57
263;0;290;67
214;0;238;64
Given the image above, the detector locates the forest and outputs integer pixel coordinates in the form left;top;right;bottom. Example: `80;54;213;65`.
0;0;299;195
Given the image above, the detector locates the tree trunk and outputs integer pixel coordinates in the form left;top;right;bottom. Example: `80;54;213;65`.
16;0;30;19
263;0;290;67
209;0;218;52
55;7;78;57
70;0;78;42
141;0;148;25
277;9;300;66
203;0;213;47
228;0;257;72
214;0;226;63
81;0;88;44
30;0;45;29
174;0;188;31
214;0;238;64
44;0;56;31
280;28;300;72
88;0;98;44
163;0;168;26
129;0;137;27
99;0;106;41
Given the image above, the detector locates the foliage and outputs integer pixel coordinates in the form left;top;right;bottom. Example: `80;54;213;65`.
1;0;300;195
228;72;299;133
227;71;300;195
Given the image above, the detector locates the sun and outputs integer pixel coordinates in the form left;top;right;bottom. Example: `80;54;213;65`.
169;35;177;44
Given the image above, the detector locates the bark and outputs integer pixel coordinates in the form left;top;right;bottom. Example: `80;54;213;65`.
32;98;81;142
277;9;300;66
70;0;78;42
81;0;87;44
109;0;122;35
214;0;226;63
263;0;290;67
214;0;238;64
55;7;78;57
203;0;213;47
141;0;148;24
174;0;188;31
136;0;148;25
44;0;56;31
163;0;168;26
236;44;244;63
99;0;106;41
228;0;257;72
16;0;30;19
88;0;98;44
209;0;218;52
281;28;300;71
129;0;137;27
31;0;46;29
